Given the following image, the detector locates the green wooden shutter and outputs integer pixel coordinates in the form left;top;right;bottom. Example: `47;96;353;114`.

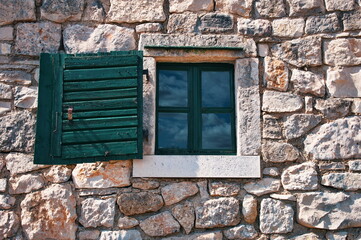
34;51;143;164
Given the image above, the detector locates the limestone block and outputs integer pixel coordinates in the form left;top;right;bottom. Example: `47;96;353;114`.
297;192;361;229
107;0;165;23
63;24;136;54
41;0;84;23
139;211;180;237
242;194;257;224
263;115;282;139
0;71;32;85
262;141;299;162
21;184;77;240
215;0;252;17
262;91;303;113
291;69;325;97
0;195;16;209
136;23;163;33
0;43;11;55
258;44;269;57
200;13;234;33
79;196;116;228
82;0;109;22
78;230;100;240
352;100;361;114
288;0;324;16
272;18;304;37
209;181;240;197
305;13;341;34
264;57;288;91
43;165;72;183
0;0;35;25
272;36;322;67
326;66;361;97
315;98;351;119
255;0;286;18
15;22;61;56
167;13;198;33
304;116;361;160
195;197;240;228
263;167;280;177
281;162;319;190
325;0;354;11
349;160;361;171
169;0;213;13
260;198;294;234
5;153;48;176
9;174;45;194
319;162;346;170
161;182;198;205
324;39;361;66
322;173;361;190
0;83;12;99
117;216;139;229
244;178;281;196
172;201;195;234
343;10;361;31
0;179;6;192
132;179;159;190
14;86;37;109
0;211;19;239
99;230;142;240
223;224;258;239
238;18;272;36
0;112;36;152
117;192;164;215
197;180;210;200
305;96;313;113
283;114;322;139
72;161;131;188
0;26;13;40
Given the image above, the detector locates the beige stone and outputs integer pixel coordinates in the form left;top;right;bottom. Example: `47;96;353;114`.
0;101;10;115
43;165;72;183
326;66;361;97
168;13;198;33
0;83;12;100
5;153;48;176
322;173;361;190
263;167;280;177
262;141;299;162
216;0;252;17
0;70;32;85
21;184;77;240
305;13;341;34
0;0;35;25
343;9;361;31
325;0;354;11
0;26;13;40
0;211;19;239
41;0;84;23
264;57;288;91
9;174;45;194
242;194;257;224
82;0;109;22
288;0;324;16
117;192;164;215
281;162;319;190
161;182;198;205
262;91;303;113
63;24;136;54
0;195;16;209
72;161;131;188
14;86;38;109
0;178;6;192
139;211;180;237
209;181;240;197
255;0;286;18
79;196;116;228
117;216;139;229
172;201;195;234
107;0;165;23
244;178;281;196
223;224;258;239
0;43;11;55
315;98;351;119
263;115;282;139
132;179;159;190
238;18;272;36
291;233;322;240
324;39;361;66
78;230;100;240
99;230;142;240
291;69;325;97
170;0;213;13
136;23;163;33
272;18;304;37
283;114;322;139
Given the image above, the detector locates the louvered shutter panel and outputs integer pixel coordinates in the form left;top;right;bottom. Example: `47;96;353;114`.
34;51;143;164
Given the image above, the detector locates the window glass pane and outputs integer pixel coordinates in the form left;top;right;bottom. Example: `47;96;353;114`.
158;113;188;149
202;71;231;107
159;70;188;107
202;113;232;149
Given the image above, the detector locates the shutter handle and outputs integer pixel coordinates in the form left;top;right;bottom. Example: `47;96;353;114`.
67;107;73;121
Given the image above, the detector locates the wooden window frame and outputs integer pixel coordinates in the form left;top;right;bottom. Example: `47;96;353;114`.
155;63;236;155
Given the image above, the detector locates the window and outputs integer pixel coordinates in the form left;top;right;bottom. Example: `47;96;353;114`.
156;63;236;155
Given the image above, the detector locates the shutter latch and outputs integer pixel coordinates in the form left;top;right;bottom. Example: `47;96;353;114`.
67;107;73;121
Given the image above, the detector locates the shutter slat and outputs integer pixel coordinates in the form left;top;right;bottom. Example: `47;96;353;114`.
63;97;137;111
64;88;137;101
64;55;138;69
62;127;137;144
64;66;138;81
63;116;138;131
62;109;137;120
64;78;137;91
62;141;137;159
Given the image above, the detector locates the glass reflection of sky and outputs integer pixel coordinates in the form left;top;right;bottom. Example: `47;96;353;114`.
158;113;188;149
202;71;231;107
159;70;188;107
202;113;232;149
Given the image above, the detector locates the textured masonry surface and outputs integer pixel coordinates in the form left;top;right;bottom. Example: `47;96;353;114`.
1;0;361;239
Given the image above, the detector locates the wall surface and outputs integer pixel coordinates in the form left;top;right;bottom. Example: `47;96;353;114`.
0;0;361;239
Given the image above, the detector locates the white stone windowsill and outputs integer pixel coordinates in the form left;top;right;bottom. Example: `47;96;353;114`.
133;155;261;178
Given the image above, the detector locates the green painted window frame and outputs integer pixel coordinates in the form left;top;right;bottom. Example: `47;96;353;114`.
155;63;236;155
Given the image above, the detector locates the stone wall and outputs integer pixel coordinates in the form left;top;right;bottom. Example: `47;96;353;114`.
1;0;361;239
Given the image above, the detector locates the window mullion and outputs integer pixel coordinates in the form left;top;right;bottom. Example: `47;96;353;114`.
193;66;202;152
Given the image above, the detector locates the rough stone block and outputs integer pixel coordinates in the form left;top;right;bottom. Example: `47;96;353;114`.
136;23;163;33
41;0;84;23
283;114;322;139
343;10;361;31
117;192;163;215
315;98;351;119
43;165;72;183
9;174;45;194
262;91;303;113
306;13;340;35
244;178;281;196
272;18;304;37
325;0;354;11
117;216;139;229
78;230;100;240
0;0;35;25
0;83;12;100
223;224;258;239
324;39;361;66
349;160;361;171
263;167;280;177
0;179;6;192
0;101;10;115
14;86;37;109
291;69;325;97
242;194;257;224
263;115;282;139
0;26;13;40
282;162;319;190
238;18;271;36
200;13;234;33
99;230;142;240
264;57;288;91
322;173;361;190
0;195;16;209
216;0;252;17
0;43;11;55
139;212;180;237
167;13;198;33
63;24;136;54
161;182;198;205
79;196;116;228
169;0;213;13
15;22;61;56
209;181;240;197
172;201;195;234
255;0;286;18
107;0;165;23
0;70;31;85
326;66;361;97
0;211;19;239
82;0;109;22
288;0;324;16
